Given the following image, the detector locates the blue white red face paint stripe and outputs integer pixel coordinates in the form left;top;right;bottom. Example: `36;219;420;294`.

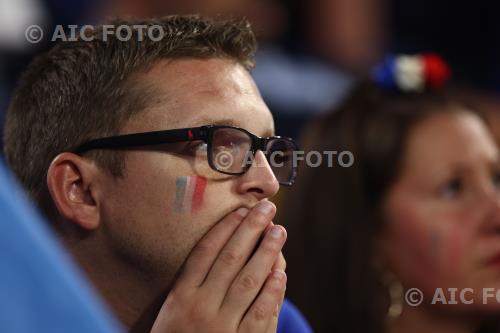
175;176;207;213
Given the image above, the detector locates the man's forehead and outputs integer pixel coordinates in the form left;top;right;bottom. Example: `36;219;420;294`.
145;58;255;94
130;58;275;137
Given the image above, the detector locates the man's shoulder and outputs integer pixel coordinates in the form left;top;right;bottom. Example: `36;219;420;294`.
278;299;313;333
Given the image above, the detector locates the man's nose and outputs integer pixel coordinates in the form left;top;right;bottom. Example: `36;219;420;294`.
235;150;279;200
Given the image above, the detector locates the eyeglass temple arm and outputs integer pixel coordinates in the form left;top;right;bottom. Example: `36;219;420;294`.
73;127;209;154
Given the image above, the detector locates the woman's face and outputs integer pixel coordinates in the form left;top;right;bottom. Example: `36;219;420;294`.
382;110;500;312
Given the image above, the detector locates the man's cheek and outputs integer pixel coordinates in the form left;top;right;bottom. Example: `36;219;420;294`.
173;175;208;214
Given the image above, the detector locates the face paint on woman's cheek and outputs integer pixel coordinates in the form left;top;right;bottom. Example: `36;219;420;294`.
443;226;467;273
430;228;441;259
429;223;466;275
429;220;448;260
174;176;207;214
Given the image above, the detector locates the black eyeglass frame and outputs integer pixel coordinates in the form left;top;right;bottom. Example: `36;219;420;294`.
73;125;299;186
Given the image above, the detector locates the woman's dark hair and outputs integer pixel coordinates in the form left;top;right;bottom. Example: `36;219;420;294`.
278;80;499;332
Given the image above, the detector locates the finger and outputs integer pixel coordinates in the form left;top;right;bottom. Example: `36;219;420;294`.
265;285;286;333
175;207;249;290
272;252;286;272
202;201;276;302
220;225;286;319
238;270;287;333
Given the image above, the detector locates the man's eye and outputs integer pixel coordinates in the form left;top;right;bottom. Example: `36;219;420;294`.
180;141;207;156
192;142;208;154
269;151;291;164
439;178;462;199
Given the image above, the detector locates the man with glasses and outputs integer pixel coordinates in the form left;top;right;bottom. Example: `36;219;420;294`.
3;15;310;333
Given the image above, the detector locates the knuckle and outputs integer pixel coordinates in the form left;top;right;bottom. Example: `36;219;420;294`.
238;273;258;291
219;249;242;266
267;272;286;294
227;212;245;226
260;241;280;257
269;280;284;293
250;305;268;321
194;239;216;256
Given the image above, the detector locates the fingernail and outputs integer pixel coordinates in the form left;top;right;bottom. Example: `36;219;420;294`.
236;207;249;217
258;201;273;215
269;225;283;239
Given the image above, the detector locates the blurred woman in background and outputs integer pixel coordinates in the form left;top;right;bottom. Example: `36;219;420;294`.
279;54;500;333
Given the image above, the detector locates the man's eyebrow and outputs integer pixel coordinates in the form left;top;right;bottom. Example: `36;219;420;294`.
208;119;240;127
194;119;274;137
262;128;275;137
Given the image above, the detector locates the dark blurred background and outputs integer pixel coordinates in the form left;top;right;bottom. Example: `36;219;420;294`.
1;0;499;155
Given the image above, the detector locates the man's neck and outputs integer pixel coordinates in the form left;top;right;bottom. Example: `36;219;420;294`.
387;304;482;333
66;235;173;332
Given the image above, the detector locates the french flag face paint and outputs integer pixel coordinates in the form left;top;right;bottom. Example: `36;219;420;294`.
175;176;208;213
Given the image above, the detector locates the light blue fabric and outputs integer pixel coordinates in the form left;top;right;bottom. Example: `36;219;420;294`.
0;162;123;333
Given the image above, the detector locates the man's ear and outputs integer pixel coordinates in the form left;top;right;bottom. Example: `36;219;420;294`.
47;152;101;230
